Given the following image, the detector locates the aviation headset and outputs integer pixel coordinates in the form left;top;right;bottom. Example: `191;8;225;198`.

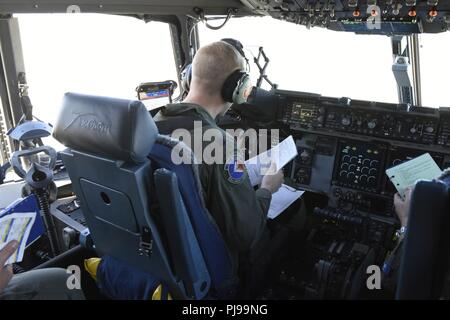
180;38;251;104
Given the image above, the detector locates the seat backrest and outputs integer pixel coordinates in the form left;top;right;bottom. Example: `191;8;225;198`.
53;92;213;299
396;178;450;299
149;136;235;298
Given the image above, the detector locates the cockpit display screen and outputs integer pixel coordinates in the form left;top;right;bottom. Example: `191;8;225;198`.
291;102;322;127
333;140;386;193
138;89;170;100
136;80;177;102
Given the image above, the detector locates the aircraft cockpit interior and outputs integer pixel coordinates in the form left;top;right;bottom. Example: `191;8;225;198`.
0;0;450;304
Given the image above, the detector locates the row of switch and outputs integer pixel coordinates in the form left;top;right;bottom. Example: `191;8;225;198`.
313;207;364;225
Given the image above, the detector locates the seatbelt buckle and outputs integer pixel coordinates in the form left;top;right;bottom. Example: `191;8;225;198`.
139;226;153;256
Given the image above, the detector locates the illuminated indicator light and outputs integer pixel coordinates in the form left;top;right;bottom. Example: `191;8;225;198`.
408;8;417;17
429;7;438;17
374;150;378;154
367;150;372;153
353;9;361;17
352;147;357;151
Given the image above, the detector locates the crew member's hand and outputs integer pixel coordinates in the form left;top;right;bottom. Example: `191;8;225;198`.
261;163;284;194
394;188;412;228
0;240;19;293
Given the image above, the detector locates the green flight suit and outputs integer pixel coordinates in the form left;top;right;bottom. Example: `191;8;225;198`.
154;103;272;270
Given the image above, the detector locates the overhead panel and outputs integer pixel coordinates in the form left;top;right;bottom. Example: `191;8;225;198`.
239;0;450;35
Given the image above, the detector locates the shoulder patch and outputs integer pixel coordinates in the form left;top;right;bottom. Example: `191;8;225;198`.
224;157;247;184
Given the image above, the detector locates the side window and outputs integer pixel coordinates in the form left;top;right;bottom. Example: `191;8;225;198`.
419;33;450;108
18;13;178;149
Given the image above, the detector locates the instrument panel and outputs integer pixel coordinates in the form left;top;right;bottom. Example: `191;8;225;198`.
250;87;450;299
281;93;447;146
276;89;450;219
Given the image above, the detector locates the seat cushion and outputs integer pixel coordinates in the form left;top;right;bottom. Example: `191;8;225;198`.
96;255;160;300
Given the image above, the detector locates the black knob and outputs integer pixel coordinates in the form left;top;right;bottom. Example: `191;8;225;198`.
370;160;379;167
341;117;351;126
425;126;434;133
300;150;311;163
367;120;377;129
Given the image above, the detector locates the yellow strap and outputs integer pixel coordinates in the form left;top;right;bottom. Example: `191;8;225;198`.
84;257;102;281
152;284;162;300
152;284;173;300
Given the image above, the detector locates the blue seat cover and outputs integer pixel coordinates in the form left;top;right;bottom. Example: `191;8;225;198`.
96;139;234;299
97;255;159;300
149;141;234;295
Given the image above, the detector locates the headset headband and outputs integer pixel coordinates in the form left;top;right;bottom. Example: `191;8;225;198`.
221;38;245;59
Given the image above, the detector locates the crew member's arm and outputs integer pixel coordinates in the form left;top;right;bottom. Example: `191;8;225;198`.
256;165;284;214
201;164;283;253
381;188;413;287
394;188;412;228
0;241;19;293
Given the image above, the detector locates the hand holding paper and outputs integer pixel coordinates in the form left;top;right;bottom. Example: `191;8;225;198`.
242;136;304;219
260;162;284;194
246;135;298;187
386;153;442;199
0;212;36;265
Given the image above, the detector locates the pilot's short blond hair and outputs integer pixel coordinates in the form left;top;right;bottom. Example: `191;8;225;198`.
191;41;245;96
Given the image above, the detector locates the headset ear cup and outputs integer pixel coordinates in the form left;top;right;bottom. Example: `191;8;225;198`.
180;63;192;94
232;73;252;105
221;70;248;103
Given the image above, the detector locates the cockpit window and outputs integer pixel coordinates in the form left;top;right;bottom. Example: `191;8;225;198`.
199;16;399;105
420;32;450;109
17;13;177;149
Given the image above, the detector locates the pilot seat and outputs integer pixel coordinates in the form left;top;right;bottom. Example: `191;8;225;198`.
396;173;450;299
53;92;236;299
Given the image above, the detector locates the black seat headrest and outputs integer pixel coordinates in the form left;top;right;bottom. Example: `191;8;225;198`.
53;92;158;163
